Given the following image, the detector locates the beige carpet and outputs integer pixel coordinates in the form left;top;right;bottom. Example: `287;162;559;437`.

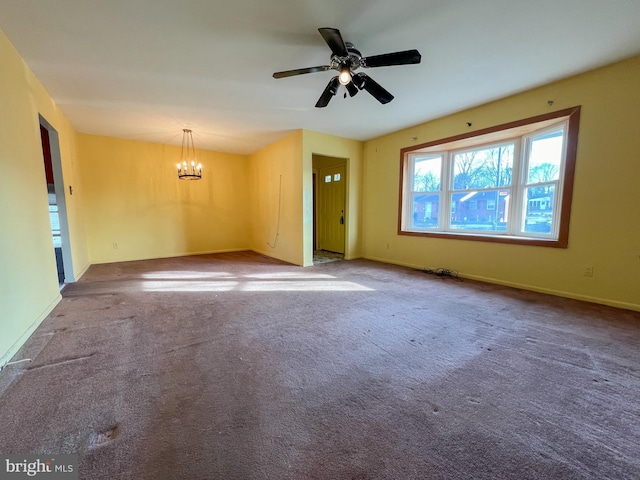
1;251;639;479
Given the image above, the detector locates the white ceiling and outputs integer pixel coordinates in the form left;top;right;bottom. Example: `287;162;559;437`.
2;0;640;155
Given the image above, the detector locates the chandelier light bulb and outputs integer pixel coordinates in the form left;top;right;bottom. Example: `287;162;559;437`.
177;129;202;180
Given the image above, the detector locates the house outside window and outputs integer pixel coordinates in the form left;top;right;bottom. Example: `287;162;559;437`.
399;107;580;247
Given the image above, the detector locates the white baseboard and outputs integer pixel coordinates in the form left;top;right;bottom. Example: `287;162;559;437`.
72;261;91;281
461;273;640;312
363;255;640;312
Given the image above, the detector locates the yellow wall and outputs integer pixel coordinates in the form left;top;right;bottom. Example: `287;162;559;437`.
79;134;250;263
249;131;304;265
248;130;363;267
303;131;364;266
0;29;89;364
3;18;639;368
363;55;640;311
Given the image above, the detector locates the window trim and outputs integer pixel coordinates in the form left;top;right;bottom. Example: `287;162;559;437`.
398;106;581;248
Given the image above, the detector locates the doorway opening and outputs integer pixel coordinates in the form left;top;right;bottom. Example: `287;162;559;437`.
312;155;347;264
39;116;74;286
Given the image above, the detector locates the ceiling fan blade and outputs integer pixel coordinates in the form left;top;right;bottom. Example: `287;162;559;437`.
318;27;348;57
273;65;331;79
363;49;422;68
353;73;394;104
345;81;359;97
315;76;340;108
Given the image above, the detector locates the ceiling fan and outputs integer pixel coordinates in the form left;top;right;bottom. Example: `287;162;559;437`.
273;27;421;108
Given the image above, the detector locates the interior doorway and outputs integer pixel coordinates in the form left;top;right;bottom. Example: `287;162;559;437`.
313;155;347;263
39;116;74;285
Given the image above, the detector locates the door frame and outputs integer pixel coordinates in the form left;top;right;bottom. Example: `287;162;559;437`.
312;155;348;255
40;115;76;283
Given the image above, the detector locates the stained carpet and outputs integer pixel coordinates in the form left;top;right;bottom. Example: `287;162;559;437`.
1;251;639;479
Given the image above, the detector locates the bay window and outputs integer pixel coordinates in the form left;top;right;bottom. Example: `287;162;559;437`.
399;107;580;247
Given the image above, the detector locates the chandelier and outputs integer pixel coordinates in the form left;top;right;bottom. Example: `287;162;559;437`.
177;129;202;180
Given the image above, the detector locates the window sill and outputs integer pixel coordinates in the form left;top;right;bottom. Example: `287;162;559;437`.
398;229;567;248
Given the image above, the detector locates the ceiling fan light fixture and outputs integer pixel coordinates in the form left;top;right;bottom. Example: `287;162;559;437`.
345;81;359;97
352;73;366;90
338;66;352;85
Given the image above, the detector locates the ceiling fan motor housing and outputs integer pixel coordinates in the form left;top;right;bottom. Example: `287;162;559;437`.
330;43;363;73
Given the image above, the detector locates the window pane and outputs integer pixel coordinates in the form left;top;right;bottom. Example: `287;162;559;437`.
324;175;331;183
412;193;439;228
527;130;563;184
453;144;514;190
523;185;555;234
450;190;508;232
49;206;62;247
413;156;441;192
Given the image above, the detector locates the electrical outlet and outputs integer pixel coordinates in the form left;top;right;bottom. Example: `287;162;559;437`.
386;243;390;249
584;265;594;277
113;242;118;250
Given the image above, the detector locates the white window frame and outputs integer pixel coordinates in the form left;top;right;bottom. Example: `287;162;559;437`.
398;107;580;248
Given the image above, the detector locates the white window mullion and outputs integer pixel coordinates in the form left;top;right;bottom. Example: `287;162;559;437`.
404;155;415;231
510;137;526;236
550;123;568;238
410;156;418;231
441;152;450;231
550;179;561;238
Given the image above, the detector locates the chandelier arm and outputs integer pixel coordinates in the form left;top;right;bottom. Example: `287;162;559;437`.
178;128;202;180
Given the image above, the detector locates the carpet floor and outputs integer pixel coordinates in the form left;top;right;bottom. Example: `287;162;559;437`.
1;251;639;479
